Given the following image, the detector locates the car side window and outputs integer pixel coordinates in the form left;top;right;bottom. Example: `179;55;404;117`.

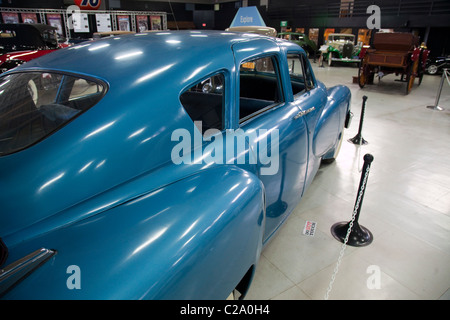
239;55;283;123
42;29;58;48
287;53;314;96
0;72;106;156
180;73;224;133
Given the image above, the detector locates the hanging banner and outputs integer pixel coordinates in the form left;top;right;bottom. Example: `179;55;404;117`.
229;6;266;27
75;0;101;10
136;15;149;32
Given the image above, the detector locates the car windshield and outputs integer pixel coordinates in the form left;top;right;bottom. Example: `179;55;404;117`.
291;34;304;41
330;35;354;42
0;72;106;156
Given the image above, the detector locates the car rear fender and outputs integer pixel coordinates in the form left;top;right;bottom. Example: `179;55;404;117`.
1;166;265;300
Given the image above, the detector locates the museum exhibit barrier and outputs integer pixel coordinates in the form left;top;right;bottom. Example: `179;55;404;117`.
348;95;368;145
427;68;449;111
331;153;374;247
325;153;374;300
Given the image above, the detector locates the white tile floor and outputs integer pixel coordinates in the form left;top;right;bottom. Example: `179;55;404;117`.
245;62;450;300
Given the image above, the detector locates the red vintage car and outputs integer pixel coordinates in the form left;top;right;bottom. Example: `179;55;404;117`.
0;23;67;73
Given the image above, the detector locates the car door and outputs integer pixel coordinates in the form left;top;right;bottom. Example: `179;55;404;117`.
232;41;309;243
287;51;328;187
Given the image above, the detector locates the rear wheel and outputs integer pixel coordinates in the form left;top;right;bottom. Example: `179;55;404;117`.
406;59;418;94
418;51;424;85
227;289;242;300
418;71;424;85
226;265;253;300
358;61;368;88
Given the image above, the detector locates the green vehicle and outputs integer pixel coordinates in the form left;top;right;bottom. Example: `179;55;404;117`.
324;33;361;66
278;32;317;58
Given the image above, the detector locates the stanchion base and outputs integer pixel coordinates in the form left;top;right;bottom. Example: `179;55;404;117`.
331;221;373;247
348;134;368;145
427;105;444;111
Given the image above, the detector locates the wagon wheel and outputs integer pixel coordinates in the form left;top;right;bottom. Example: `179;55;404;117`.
406;59;419;94
358;60;369;88
418;69;424;86
418;50;424;86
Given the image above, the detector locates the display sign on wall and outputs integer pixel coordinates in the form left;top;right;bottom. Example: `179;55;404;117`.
96;13;111;32
358;28;371;45
21;13;38;24
136;15;149;32
117;15;130;31
75;0;102;10
150;16;161;30
47;14;64;38
2;12;19;24
324;28;335;41
309;28;319;45
73;13;90;33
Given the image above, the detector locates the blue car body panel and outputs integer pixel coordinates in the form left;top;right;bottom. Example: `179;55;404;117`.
0;31;351;299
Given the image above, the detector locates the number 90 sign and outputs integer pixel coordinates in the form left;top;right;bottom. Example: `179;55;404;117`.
74;0;101;10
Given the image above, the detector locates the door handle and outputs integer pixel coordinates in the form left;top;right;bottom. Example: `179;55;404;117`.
293;106;315;120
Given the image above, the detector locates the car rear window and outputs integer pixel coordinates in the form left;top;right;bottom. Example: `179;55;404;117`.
0;72;106;156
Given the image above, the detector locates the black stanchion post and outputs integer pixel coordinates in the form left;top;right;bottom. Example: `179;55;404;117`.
348;95;368;145
331;154;374;247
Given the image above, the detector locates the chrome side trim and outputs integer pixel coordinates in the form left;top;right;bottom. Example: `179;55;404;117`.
0;248;56;297
293;106;315;120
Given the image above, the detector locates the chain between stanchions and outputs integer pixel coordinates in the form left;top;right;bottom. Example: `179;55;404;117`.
324;164;371;300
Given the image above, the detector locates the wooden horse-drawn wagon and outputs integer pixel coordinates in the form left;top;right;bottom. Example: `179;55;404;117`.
358;32;429;94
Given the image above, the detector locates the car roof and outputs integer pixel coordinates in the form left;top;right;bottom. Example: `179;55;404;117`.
16;30;281;87
0;23;56;49
0;23;56;33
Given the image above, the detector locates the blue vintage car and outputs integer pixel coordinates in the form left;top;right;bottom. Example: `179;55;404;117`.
0;30;351;299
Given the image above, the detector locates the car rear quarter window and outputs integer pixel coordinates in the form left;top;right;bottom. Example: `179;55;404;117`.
180;73;224;133
0;72;106;156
